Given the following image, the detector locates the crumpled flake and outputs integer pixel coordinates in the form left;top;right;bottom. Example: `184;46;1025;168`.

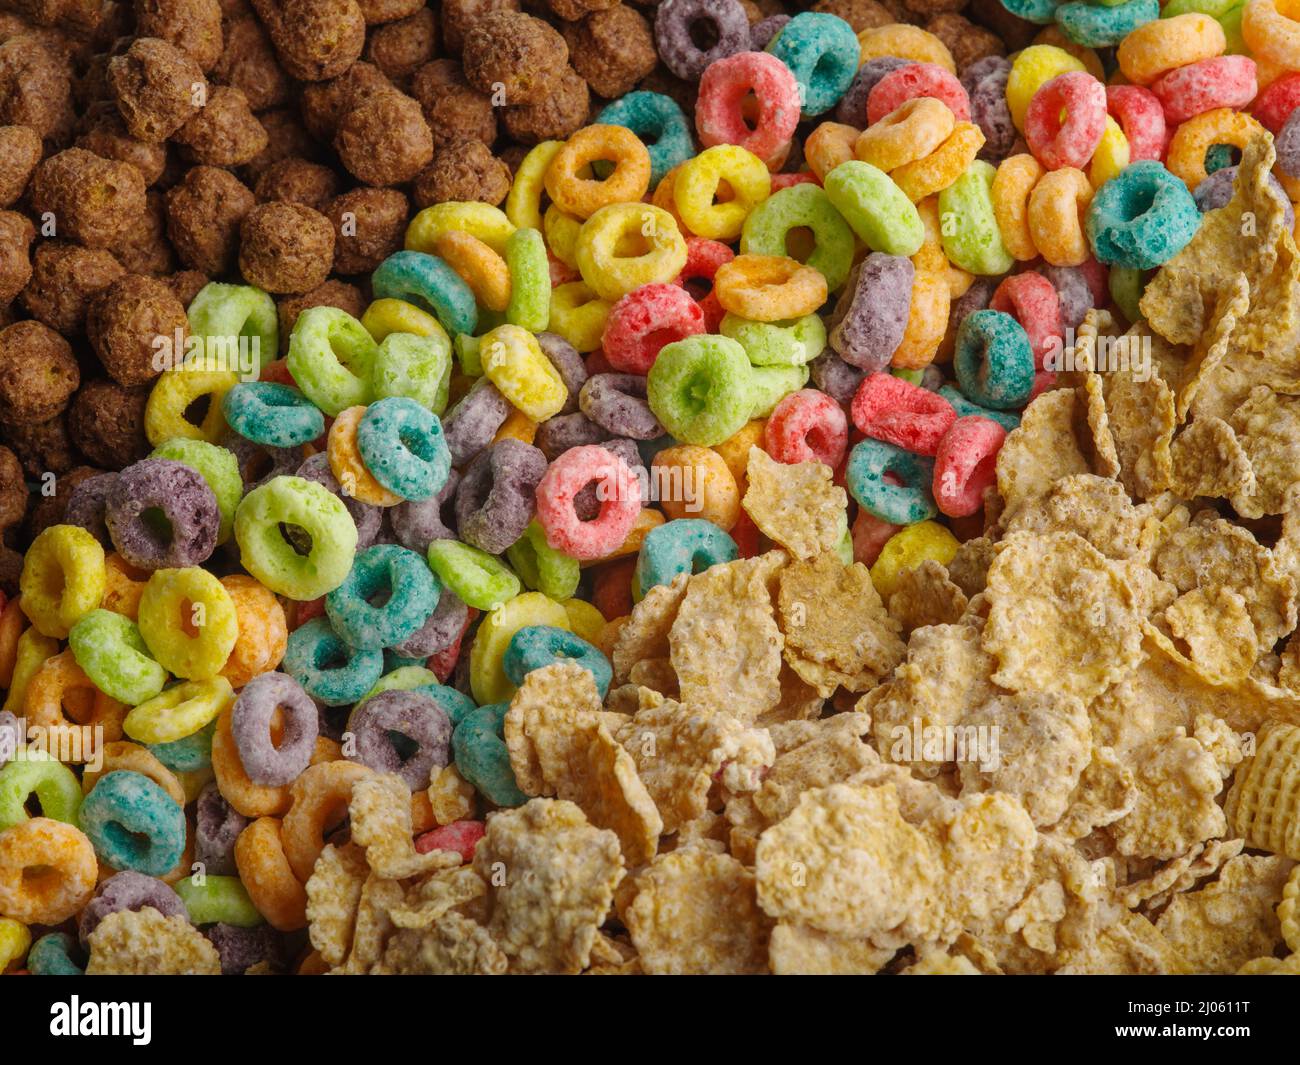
1056;746;1138;842
472;799;625;975
1057;912;1191;975
377;913;508;975
1161;586;1257;684
901;951;981;974
504;659;603;797
351;773;461;879
983;532;1145;702
1169;416;1256;502
996;390;1090;519
611;572;688;685
1103;364;1176;499
627;656;678;697
305;841;370;968
338;873;406;974
428;765;477;827
947;536;996;598
751;711;879;826
1003;473;1147;562
1224;721;1300;859
1229;386;1300;518
1174;273;1250;421
768;922;896;975
754;662;826;727
86;907;222;975
1239;953;1300;974
1110;730;1228;861
1074;372;1120;478
622;847;771;975
887;558;969;634
1120;837;1244;912
387;866;487;930
742;446;847;560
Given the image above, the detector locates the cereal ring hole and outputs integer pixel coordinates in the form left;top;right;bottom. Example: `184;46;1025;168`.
278;523;314;557
689;18;721;51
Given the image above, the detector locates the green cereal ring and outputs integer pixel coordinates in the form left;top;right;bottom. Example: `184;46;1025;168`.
452;702;526;807
427;540;521;611
68;609;167;706
28;932;84;975
823;160;925;257
286;306;379;416
186;282;277;380
234;475;358;600
647;335;754;446
356;665;435;707
150;437;243;544
748;363;810;419
1109;265;1150;324
506;520;580;601
720;312;826;367
175;874;263;927
505;227;550;332
0;750;83;830
148;719;216;773
455;333;484;377
372;331;452;415
740;183;856;292
937;160;1015;276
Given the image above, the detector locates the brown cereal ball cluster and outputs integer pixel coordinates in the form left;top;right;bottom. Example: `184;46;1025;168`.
0;445;27;533
167;268;209;306
502;63;589;144
108;37;208;142
413;138;511;208
410;59;496;148
114;190;177;276
26;464;102;540
31;148;147;248
21;242;125;335
172;84;267;166
0;415;78;478
812;0;896;31
441;0;519;54
250;0;366;82
135;0;225;72
323;186;408;274
563;5;656;100
67;380;151;468
927;13;1004;68
165;164;255;274
75;105;170;186
211;14;292;112
902;0;968;18
0;125;43;207
0;35;75;144
300;61;393;142
239;200;335;294
462;11;567;106
0;320;80;421
276;279;365;352
254;158;340;210
87;273;188;387
0;211;35;304
334;88;433;186
241;109;318;181
356;0;427;24
365;8;438;85
548;0;619;20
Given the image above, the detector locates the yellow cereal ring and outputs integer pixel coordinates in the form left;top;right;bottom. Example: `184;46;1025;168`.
857;25;955;72
469;591;570;704
124;676;236;745
562;598;607;644
137;567;239;680
547;281;612;353
480;323;568;421
673;145;771;242
870;520;960;599
0;917;30;973
20;525;106;639
506;140;565;231
575;202;689;302
406;202;515;256
1089;116;1131;189
144;360;238;446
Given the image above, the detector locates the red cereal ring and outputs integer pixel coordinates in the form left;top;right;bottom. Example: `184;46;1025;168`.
696;50;802;165
415;819;485;863
770;172;820;191
548;253;580;288
601;282;707;375
933;415;1007;518
1076;255;1109;306
1253;72;1300;134
851;507;899;566
429;606;476;683
1106;85;1168;163
850;372;957;457
675;236;735;333
989;272;1062;371
535;444;642;561
1151;55;1258;125
1025;72;1108;172
764;388;848;467
867;63;970;125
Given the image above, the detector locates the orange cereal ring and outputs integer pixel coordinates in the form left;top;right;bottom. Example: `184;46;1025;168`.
1242;0;1300;72
714;254;828;322
0;597;24;690
854;98;956;174
890;122;985;203
1165;108;1268;192
218;575;288;689
580;506;665;569
714;420;766;491
328;405;401;507
0;817;97;924
805;122;860;182
892;245;951;370
234;817;307;931
492;406;538;446
1027;167;1094;266
433;231;511;314
23;650;126;764
281;760;375;883
101;553;148;621
81;741;186;806
653;444;741;528
545;124;653;221
1117;13;1226;86
857;25;955;73
991;154;1046;262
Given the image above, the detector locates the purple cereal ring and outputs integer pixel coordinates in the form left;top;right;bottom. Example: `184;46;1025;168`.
959;55;1010;95
828;254;914;371
535;411;609;461
965;61;1016;163
230;671;320;787
1040;265;1094;331
444;380;510;468
536;332;588;415
1277;109;1300;179
297;451;382;549
78;870;187;945
810;350;867;405
195;780;248;876
346;689;452;789
63;472;119;548
390;468;459;554
836;56;913;127
392;586;468;658
654;0;750;81
751;14;790;51
948;277;997;338
455;438;547;555
105;458;220;570
221;431;301;492
579;373;664;440
205;923;282;975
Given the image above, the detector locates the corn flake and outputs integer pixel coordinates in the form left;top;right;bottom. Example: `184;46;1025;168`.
887;559;969;634
611;572;689;684
996;390;1090;519
768;922;896;975
742;446;847;560
1103;365;1175;499
377;913;508;975
86;907;222;975
1169;417;1256;502
350;773;460;879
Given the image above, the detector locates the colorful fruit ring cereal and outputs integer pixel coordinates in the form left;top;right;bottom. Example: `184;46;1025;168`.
144;359;240;447
851;372;957;457
768;12;861;118
1085;160;1202;270
150;438;243;546
837;56;912;127
480;324;569;423
805;122;859;182
227;672;319;790
821;161;923;257
19;524;107;639
28;932;83;975
846;437;938;524
1055;0;1161;49
0;817;98;925
635;517;739;593
1027;166;1094;266
326;544;440;652
175;875;261;928
740;183;856;294
937;160;1014;277
23;651;126;764
955;309;1037;410
105;459;221;573
1105;85;1168;165
856;24;955;73
991;153;1047;262
296;452;383;552
371;251;478;339
123;676;235;746
1006;45;1086;130
867;64;969;126
328;405;401;507
136;567;238;681
222;381;325;449
443;380;511;466
827;254;915;372
451;702;526;808
0;750;83;831
426;540;522;612
696;52;801;164
286;306;379;417
890;122;985;203
1243;0;1300;71
347;689;452;791
186;282;278;382
966;59;1017;163
1252;71;1300;134
1165;107;1268;191
869;519;959;598
233;817;307;931
1150;55;1258;125
505;227;551;334
854;97;956;174
282;616;384;707
673;145;772;243
650;443;739;526
764;388;849;467
714;254;828;322
67;609;166;707
1025;71;1107;171
434;231;511;314
545;124;653;221
79;770;186;877
1089;116;1132;189
392;585;472;659
389;472;459;555
602;283;706;376
647;334;754;446
357;397;451;502
503;625;612;698
469;592;571;705
748;364;812;418
1117;12;1227;85
535;444;643;561
596;92;695;188
455;439;549;555
989;272;1063;370
547;281;612;354
933;414;1008;517
653;0;750;81
721;312;826;369
675;237;734;334
575;203;690;303
506;142;565;232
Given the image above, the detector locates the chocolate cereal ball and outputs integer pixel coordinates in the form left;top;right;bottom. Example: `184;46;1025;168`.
31;148;147;248
462;11;567;106
276;280;365;352
413;138;511;208
440;0;518;54
0;125;43;207
254;158;339;211
211;15;292;112
240;109;319;183
334;89;433;187
135;0;225;72
501;64;589;144
0;445;26;531
21;242;125;335
113;190;178;277
27;463;102;539
0;320;80;421
0;211;35;304
67;380;151;468
239;201;335;294
300;62;393;143
108;37;208;142
75;105;170;187
167;268;209;306
0;413;78;477
365;8;437;85
172;85;267;166
927;13;1004;69
410;60;496;148
812;0;895;31
250;0;366;82
0;35;75;145
87;273;188;387
356;0;426;22
548;0;618;21
165;164;255;275
564;5;656;99
323;186;408;275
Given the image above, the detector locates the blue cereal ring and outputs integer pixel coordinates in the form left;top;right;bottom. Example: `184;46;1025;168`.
29;931;84;975
412;683;478;728
847;438;937;524
371;251;478;338
220;382;325;449
596;91;694;186
503;625;612;698
79;770;187;877
357;397;451;502
1054;0;1159;47
999;0;1061;23
954;310;1035;411
635;517;738;592
326;544;441;651
938;385;1021;432
1085;161;1201;270
148;719;216;773
767;11;860;117
283;616;384;706
452;702;527;807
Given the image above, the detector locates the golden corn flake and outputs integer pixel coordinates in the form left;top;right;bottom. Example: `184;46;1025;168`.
428;764;477;827
901;951;981;975
1103;367;1175;499
1230;386;1300;518
887;559;969;634
1057;912;1191;975
387;866;487;931
1121;837;1244;912
1169;417;1256;503
1224;721;1300;859
996;390;1090;519
947;536;996;599
768;922;896;975
1074;372;1120;478
1239;953;1300;974
1174;273;1250;421
1161;586;1257;685
754;662;826;727
1110;732;1227;861
742;446;847;560
752;711;878;827
86;907;222;975
611;571;689;685
626;656;678;697
378;913;508;975
305;841;370;967
350;773;460;879
1003;473;1147;561
338;872;406;974
1056;746;1138;842
936;792;1039;932
504;660;603;797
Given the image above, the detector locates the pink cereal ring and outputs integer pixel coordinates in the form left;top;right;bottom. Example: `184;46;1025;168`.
675;236;735;333
696;50;802;163
990;272;1062;371
771;172;819;190
851;372;957;457
1106;85;1167;163
1025;72;1107;171
851;508;899;566
1151;55;1258;125
602;283;706;375
415;820;485;863
535;444;642;560
934;415;1006;517
1253;72;1300;134
764;388;848;467
867;63;969;125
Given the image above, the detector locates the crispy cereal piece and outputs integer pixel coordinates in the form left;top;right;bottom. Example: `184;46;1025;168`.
1238;954;1300;974
934;791;1039;932
504;660;602;796
1174;274;1250;422
1103;363;1175;499
611;571;688;684
427;764;477;826
86;907;222;975
350;773;461;879
1003;474;1147;561
378;913;508;975
901;951;981;975
305;841;370;968
1230;386;1300;519
1224;721;1300;859
742;446;847;560
995;390;1090;519
983;532;1145;702
1120;837;1244;912
946;536;996;599
1169;417;1256;502
751;712;879;826
1279;864;1300;954
472;799;625;974
768;923;896;975
754;663;826;727
1161;586;1257;684
1110;731;1227;861
338;873;406;974
1056;911;1191;975
1074;372;1120;478
1055;746;1138;842
887;559;968;634
387;866;488;930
